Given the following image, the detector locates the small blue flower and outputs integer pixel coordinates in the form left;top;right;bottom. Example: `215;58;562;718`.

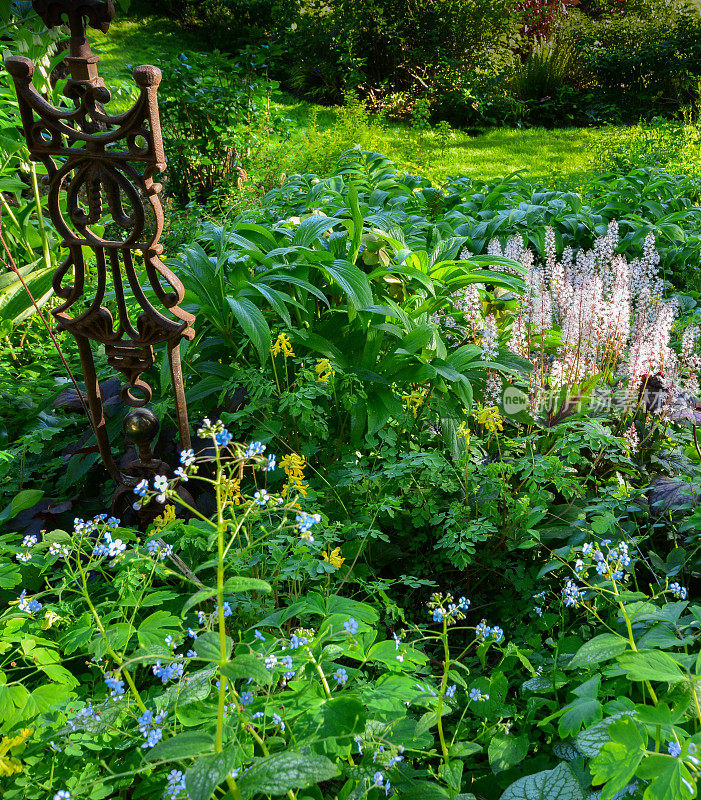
254;629;265;641
266;454;277;471
264;655;278;669
475;621;491;640
374;771;384;787
445;684;456;698
432;608;443;623
188;628;197;639
104;675;125;697
141;727;163;748
281;656;293;670
17;589;42;615
333;667;348;686
134;478;149;497
469;688;482;701
254;490;269;506
491;626;504;643
272;712;285;731
458;596;470;610
186;649;197;658
296;511;321;535
355;735;363;754
53;792;70;800
240;691;254;706
166;769;186;800
245;441;266;457
180;449;196;466
290;634;308;649
344;618;359;635
215;429;233;447
670;582;688;600
668;741;682;757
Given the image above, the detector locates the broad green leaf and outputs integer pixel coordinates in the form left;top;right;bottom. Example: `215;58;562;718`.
590;717;646;798
575;712;637;758
568;634;628;670
224;576;272;594
558;676;603;738
500;762;586;800
194;632;232;663
617;650;685;684
237;751;339;797
220;653;271;685
0;489;43;523
227;296;271;364
488;733;529;773
186;751;236;800
146;731;214;762
636;753;696;800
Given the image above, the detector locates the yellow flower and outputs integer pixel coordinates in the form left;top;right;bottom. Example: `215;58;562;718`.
41;610;62;630
315;358;335;383
402;389;425;418
152;504;176;534
222;477;243;506
474;405;503;434
322;547;345;569
457;421;471;445
280;453;308;498
0;728;31;777
271;332;295;358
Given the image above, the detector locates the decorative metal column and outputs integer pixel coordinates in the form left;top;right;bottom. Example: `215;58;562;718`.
5;0;195;488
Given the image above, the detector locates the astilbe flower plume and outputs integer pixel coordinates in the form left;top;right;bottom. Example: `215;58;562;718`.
486;224;700;410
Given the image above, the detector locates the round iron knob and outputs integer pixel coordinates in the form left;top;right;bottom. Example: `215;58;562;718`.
123;408;159;446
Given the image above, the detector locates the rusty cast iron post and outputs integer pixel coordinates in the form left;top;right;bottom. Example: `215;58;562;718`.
4;1;195;491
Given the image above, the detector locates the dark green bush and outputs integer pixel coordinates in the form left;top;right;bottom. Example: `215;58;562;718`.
562;7;701;117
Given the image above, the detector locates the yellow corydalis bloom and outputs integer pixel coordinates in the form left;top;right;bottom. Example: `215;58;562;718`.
474;405;503;433
271;332;295;357
315;358;334;383
222;477;243;506
280;453;308;498
152;504;176;534
402;390;425;418
322;547;345;569
0;728;32;777
457;421;471;445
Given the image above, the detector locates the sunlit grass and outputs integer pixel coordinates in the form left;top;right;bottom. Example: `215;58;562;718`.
92;19;627;187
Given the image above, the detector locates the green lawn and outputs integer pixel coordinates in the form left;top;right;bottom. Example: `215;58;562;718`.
91;18;622;187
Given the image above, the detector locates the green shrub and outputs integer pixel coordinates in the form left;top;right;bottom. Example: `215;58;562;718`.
158;48;291;204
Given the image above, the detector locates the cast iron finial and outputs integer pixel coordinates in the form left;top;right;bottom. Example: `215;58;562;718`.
33;1;115;65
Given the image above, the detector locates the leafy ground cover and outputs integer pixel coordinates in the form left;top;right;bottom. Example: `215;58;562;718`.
3;147;701;800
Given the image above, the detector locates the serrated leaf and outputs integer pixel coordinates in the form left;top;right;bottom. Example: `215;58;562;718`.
617;649;685;684
590;717;646;798
500;761;586;800
237;751;339;797
636;753;696;800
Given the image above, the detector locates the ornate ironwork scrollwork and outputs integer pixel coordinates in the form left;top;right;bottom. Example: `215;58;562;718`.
5;1;195;484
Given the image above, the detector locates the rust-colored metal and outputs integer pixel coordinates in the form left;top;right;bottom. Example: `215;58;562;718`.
5;1;195;484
